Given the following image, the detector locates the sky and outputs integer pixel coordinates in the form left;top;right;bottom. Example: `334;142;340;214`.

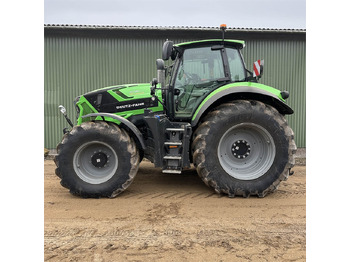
44;0;306;29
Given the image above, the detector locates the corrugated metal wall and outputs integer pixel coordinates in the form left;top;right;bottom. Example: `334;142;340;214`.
44;26;306;149
242;39;306;149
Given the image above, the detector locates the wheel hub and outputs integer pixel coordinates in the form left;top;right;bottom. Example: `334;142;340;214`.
91;152;108;168
231;140;251;159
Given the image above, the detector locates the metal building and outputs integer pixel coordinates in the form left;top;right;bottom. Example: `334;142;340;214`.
44;25;306;149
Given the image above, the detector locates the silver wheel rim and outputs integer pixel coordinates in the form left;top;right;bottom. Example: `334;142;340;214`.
217;123;276;180
73;141;118;184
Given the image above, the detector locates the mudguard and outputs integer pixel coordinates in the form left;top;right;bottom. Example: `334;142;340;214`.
191;82;293;127
82;112;146;150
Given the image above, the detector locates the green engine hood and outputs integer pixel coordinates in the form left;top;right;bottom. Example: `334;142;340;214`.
84;83;156;101
76;83;163;124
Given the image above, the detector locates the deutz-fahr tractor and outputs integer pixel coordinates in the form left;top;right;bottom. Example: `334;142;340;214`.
55;25;296;198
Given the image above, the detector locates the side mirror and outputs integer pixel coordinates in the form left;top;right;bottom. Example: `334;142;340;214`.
162;40;174;60
253;59;264;78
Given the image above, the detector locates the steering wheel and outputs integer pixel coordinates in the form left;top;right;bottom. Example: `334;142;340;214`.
184;72;201;85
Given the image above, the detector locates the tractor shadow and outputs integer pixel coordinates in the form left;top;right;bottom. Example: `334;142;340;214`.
123;160;214;198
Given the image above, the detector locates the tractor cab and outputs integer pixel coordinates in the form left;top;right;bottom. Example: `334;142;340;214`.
155;39;258;121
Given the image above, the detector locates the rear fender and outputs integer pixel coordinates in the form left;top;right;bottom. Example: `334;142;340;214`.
191;84;293;127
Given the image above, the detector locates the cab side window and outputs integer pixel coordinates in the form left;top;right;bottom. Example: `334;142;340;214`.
226;48;245;82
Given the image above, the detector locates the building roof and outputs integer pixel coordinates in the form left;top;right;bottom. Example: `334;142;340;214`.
44;24;306;34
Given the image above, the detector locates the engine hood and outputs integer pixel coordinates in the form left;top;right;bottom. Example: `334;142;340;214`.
79;83;163;115
84;83;153;99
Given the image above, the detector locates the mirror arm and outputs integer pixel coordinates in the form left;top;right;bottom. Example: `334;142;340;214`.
58;105;74;127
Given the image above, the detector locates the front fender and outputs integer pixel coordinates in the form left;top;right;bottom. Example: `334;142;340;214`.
191;82;293;127
82;113;146;150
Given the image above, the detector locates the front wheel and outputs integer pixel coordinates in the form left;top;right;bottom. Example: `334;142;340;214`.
192;100;296;197
55;121;140;198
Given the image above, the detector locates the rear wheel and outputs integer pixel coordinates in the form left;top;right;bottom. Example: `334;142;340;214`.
192;100;296;197
55;121;139;198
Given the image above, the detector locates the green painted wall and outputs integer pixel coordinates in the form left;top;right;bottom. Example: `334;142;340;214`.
44;26;306;149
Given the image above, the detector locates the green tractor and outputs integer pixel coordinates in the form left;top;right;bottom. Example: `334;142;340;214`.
55;25;296;198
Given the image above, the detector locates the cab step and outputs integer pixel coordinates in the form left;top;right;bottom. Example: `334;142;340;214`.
163;155;182;160
162;169;182;174
164;141;182;146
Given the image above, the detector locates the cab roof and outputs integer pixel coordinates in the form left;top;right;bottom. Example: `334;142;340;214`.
174;39;245;49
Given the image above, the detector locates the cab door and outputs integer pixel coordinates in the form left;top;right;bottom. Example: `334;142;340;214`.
172;46;226;120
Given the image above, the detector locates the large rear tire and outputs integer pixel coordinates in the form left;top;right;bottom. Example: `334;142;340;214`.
192;100;296;197
55;121;139;198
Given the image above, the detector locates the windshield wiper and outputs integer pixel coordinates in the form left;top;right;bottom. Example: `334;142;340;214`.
217;77;230;82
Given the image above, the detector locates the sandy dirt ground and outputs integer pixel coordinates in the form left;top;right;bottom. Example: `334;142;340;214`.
44;160;306;262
